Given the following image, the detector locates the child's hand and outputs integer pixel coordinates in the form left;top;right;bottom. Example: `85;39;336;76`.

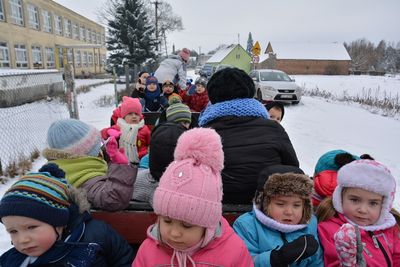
187;84;196;95
270;234;318;266
334;223;364;266
105;137;128;164
107;128;121;138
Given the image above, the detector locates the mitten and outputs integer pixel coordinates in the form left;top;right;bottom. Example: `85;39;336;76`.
105;136;128;164
270;234;319;266
187;84;197;95
107;128;121;138
334;223;365;267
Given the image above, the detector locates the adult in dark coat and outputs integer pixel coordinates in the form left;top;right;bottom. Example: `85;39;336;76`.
198;67;299;204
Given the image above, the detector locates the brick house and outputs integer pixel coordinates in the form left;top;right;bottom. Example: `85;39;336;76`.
257;42;351;75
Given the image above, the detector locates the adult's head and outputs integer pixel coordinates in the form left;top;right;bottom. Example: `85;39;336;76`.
207;67;255;104
179;48;190;63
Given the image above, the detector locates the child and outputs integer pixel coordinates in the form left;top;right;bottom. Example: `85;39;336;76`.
180;76;210;112
161;80;179;100
102;96;151;163
143;76;168;112
233;165;323;267
317;159;400;266
131;71;149;98
42;118;137;211
264;101;284;123
132;128;253;266
0;163;134;266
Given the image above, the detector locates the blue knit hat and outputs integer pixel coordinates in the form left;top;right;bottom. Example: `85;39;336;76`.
0;163;70;226
146;75;158;86
47;119;102;157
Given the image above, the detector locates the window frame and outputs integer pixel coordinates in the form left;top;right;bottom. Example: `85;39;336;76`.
27;4;40;30
31;45;42;65
0;0;5;21
14;43;28;68
54;14;62;35
45;47;55;68
64;18;71;38
0;41;10;67
9;0;24;26
42;10;52;33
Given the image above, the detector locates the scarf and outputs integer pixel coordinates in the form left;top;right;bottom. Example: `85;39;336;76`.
52;157;107;187
117;118;144;163
198;98;269;126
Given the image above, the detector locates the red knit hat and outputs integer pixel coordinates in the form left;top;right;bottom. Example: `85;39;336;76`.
120;96;142;118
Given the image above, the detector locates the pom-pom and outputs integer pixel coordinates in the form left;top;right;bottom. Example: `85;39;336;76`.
39;163;66;178
174;128;223;173
335;153;355;168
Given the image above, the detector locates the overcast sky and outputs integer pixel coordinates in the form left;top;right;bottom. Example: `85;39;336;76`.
54;0;400;54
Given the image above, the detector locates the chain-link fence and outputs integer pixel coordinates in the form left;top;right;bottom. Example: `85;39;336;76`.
0;70;70;177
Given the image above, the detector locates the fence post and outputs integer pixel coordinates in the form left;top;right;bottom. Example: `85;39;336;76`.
65;63;79;119
125;62;129;91
113;67;118;107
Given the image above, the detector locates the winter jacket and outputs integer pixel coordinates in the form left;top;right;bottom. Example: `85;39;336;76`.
149;122;188;180
0;204;134;267
132;217;253;266
143;88;168;112
318;213;400;267
234;210;323;267
42;149;138;211
179;89;209;112
204;116;299;204
154;54;187;90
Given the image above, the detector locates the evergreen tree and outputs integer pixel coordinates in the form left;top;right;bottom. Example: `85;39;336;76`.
107;0;157;67
246;32;254;55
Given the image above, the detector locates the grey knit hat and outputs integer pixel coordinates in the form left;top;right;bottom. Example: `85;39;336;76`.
166;103;192;124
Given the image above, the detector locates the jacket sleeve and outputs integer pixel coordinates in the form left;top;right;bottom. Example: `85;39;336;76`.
318;222;341;267
80;164;138;211
131;240;152;267
393;225;400;266
233;218;272;267
177;62;187;90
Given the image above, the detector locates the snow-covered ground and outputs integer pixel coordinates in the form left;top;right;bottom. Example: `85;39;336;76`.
1;73;400;255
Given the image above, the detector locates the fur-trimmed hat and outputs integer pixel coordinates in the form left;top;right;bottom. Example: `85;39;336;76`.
162;80;174;88
0;163;70;227
120;96;142;118
332;159;397;230
153;128;224;246
258;171;313;224
207;67;255;104
47;119;102;157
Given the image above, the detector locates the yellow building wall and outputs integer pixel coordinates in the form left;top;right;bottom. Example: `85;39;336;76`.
0;0;107;74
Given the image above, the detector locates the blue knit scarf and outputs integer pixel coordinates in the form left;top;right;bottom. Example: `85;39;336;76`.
198;98;269;126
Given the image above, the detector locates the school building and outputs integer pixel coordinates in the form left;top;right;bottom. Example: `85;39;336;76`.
0;0;107;75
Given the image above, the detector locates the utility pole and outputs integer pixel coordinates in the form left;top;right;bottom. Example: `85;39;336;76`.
152;1;160;51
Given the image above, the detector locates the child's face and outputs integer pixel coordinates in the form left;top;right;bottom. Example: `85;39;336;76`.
196;84;206;94
342;187;383;226
3;216;63;257
159;216;205;250
266;195;304;225
124;112;141;124
139;73;149;84
268;107;282;123
147;83;158;92
163;85;174;94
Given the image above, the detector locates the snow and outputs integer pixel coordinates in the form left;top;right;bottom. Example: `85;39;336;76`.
207;44;237;63
1;72;400;255
0;69;59;76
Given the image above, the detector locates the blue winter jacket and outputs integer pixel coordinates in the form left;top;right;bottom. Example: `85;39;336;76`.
233;210;324;267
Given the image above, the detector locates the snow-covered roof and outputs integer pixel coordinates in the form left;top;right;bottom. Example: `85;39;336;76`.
207;44;237;63
263;42;351;61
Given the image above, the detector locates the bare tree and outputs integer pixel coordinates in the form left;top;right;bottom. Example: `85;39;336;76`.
344;39;376;71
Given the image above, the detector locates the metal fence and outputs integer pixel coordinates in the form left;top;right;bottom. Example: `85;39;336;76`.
0;70;70;176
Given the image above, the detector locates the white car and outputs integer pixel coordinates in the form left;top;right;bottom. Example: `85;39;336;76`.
249;69;302;104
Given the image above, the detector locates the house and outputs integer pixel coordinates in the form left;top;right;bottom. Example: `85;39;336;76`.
206;44;252;73
257;42;351;75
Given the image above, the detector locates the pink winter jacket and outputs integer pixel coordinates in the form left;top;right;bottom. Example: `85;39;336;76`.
132;217;254;267
318;213;400;267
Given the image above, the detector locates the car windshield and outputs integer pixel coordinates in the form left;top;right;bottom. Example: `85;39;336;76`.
202;65;213;71
260;71;292;82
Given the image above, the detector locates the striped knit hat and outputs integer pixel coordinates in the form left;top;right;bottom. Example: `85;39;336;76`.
0;163;70;226
166;102;192;124
47;119;102;157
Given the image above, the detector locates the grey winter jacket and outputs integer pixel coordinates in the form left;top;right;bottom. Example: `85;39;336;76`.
154;55;187;89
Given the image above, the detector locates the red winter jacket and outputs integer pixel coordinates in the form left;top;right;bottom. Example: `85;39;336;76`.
180;90;209;112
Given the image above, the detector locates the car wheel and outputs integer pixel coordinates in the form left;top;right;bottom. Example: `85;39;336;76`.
292;101;300;104
257;89;263;101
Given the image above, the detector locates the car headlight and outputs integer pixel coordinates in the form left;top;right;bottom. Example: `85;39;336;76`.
262;85;276;91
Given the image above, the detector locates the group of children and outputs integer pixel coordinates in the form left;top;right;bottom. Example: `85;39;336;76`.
1;69;399;266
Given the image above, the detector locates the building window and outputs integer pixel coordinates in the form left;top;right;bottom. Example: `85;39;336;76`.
91;31;96;44
80;26;86;41
54;15;62;35
82;51;88;67
10;0;24;26
88;52;93;67
96;33;101;44
86;29;91;43
0;42;10;67
57;47;63;68
101;33;105;45
1;0;6;21
72;23;79;39
64;19;71;38
31;45;42;66
28;4;40;30
45;47;54;68
67;48;73;64
75;50;81;67
15;44;28;68
42;10;52;33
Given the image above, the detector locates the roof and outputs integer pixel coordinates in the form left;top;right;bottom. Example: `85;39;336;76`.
263;42;351;61
207;44;238;63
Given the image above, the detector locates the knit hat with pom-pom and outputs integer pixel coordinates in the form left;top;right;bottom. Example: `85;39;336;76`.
120;96;142;118
153;128;224;245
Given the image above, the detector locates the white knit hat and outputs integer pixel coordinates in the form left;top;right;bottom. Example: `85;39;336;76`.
332;159;397;230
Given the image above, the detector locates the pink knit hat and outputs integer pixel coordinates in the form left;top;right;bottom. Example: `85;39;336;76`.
120;96;142;118
153;128;224;244
179;48;190;62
